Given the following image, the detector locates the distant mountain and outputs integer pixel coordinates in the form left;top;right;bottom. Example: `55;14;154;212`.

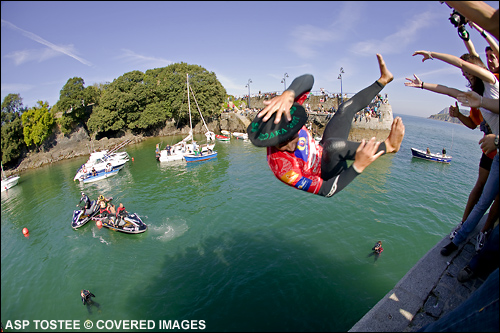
428;107;470;125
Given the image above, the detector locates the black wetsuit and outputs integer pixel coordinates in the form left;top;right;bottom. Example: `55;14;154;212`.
79;195;91;210
81;290;95;305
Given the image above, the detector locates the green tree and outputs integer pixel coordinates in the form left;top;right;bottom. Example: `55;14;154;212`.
86;63;226;136
1;93;25;124
21;101;55;149
142;62;225;128
1;117;24;165
1;93;26;165
54;77;99;134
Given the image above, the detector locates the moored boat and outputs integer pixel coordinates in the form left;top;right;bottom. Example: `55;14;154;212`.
157;73;216;163
216;134;230;141
184;151;218;162
1;163;20;192
232;132;248;140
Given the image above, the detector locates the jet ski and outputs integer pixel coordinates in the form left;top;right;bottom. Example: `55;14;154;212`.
72;200;99;229
93;213;147;234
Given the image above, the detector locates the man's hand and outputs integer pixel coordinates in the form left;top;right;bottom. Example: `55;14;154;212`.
480;134;497;155
449;102;461;117
258;90;295;123
352;138;385;173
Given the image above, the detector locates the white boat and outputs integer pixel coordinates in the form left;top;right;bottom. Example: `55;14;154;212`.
156;138;190;162
74;140;131;181
1;162;20;192
232;132;248;140
411;148;452;163
81;168;120;184
157;73;216;163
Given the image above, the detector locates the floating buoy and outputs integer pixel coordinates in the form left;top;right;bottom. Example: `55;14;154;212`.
22;227;29;237
132;157;134;162
96;220;102;229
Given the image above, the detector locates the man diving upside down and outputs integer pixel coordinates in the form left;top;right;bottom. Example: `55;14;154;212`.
247;54;405;197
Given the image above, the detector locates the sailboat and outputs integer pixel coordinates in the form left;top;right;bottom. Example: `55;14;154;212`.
156;73;215;163
183;73;217;163
1;162;20;192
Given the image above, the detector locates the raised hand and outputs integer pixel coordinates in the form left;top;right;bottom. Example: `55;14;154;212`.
404;74;423;88
412;50;433;62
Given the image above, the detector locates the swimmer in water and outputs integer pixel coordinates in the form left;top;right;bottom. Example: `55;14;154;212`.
81;290;100;314
372;241;384;254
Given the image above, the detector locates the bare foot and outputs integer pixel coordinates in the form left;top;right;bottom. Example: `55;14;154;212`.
376;54;393;86
385;117;405;153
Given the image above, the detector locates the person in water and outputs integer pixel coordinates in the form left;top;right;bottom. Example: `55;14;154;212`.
81;290;99;314
247;54;405;197
372;241;384;254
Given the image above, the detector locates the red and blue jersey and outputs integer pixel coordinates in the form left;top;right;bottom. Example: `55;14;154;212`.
266;126;323;194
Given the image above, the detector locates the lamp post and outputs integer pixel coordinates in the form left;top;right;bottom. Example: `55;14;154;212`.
281;73;289;90
338;67;344;104
245;79;252;109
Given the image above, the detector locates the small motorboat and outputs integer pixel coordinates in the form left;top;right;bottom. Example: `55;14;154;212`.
215;134;230;141
93;213;148;234
72;200;100;229
79;168;120;183
184;151;218;162
232;132;248;140
411;148;452;163
1;162;20;192
1;175;20;192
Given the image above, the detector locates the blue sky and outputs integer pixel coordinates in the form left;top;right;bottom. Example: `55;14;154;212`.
1;1;498;118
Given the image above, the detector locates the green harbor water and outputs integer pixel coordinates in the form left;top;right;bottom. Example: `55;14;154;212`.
1;114;485;331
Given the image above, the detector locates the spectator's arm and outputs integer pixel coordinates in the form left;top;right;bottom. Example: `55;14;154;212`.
457;91;500;113
463;38;480;57
449;102;477;129
470;21;500;59
445;1;499;40
413;50;497;84
405;74;463;98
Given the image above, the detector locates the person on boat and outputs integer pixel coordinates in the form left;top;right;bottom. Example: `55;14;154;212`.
117;203;128;218
426;147;431;154
105;163;112;173
91;167;97;177
77;192;92;215
442;148;447;156
98;201;109;215
107;203;116;215
96;194;111;206
247;54;405;197
166;145;171;156
372;241;384;254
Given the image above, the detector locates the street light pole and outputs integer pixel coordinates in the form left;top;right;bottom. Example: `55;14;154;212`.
281;73;289;90
337;67;344;104
245;79;252;109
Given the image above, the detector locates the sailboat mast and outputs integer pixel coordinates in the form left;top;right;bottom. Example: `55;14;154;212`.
187;73;192;137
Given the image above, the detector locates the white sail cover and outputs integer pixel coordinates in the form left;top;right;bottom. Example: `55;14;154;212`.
205;131;215;142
